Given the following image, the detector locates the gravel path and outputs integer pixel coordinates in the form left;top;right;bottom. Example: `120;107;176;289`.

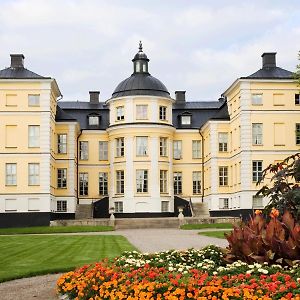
0;228;228;299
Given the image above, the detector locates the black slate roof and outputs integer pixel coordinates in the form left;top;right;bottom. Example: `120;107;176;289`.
112;73;170;98
55;106;77;122
0;67;50;79
241;66;293;79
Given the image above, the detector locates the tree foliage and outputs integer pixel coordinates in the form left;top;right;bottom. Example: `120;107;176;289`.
294;50;300;88
256;153;300;220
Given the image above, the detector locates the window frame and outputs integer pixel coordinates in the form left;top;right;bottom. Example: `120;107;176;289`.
116;137;125;157
116;106;125;121
173;140;182;159
161;201;169;212
136;105;148;120
88;116;99;126
218;133;228;152
79;172;88;196
219;166;228;186
28;125;40;148
252;123;263;145
295;94;300;105
136;136;148;156
296;124;300;145
181;115;191;125
251;93;263;105
57;168;67;189
219;198;229;209
57;134;67;154
192;140;201;159
252;160;263;182
159;106;167;121
5;163;17;186
192;171;201;194
160;170;168;193
28;94;40;107
115;201;123;213
159;137;168;157
79;141;89;160
173;172;182;194
136;169;148;193
57;200;67;212
116;170;125;194
28;163;40;186
99;172;108;195
99;141;108;160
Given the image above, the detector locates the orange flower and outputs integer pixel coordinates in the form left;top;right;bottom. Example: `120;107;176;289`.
255;210;262;215
270;208;280;218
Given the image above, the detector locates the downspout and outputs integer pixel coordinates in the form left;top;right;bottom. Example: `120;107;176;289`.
76;129;83;205
198;127;205;203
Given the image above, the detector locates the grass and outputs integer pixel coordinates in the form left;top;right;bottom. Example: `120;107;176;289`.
0;225;114;235
180;223;234;230
198;230;231;239
0;235;136;282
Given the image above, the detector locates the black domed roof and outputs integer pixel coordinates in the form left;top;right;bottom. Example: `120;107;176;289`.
112;73;170;98
111;42;170;99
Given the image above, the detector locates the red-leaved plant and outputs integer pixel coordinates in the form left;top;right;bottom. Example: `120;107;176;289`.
225;210;300;266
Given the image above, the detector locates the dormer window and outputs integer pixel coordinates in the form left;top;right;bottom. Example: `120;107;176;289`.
88;114;100;126
180;112;192;126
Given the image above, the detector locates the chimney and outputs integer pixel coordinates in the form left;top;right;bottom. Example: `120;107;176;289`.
175;91;186;102
262;52;276;68
10;54;25;68
89;91;100;104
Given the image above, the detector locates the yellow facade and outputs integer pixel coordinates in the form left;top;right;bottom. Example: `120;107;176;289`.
0;50;299;227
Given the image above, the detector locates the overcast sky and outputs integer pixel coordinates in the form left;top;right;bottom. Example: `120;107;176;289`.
0;0;299;102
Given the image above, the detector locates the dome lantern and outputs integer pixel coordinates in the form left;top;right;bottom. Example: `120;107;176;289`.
132;41;149;74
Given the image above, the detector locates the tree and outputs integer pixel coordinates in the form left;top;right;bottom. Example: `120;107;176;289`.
256;153;300;220
294;50;300;87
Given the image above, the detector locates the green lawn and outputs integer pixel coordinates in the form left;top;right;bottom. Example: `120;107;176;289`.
180;223;234;230
0;235;135;282
0;225;114;235
198;230;231;239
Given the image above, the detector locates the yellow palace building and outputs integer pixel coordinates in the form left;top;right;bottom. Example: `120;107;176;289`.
0;44;299;227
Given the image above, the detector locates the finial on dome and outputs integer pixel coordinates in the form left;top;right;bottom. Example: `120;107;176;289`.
139;41;143;52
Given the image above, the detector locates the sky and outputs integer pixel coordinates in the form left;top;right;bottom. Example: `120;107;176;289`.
0;0;299;102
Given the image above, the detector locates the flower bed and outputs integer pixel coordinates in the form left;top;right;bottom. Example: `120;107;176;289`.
57;246;300;299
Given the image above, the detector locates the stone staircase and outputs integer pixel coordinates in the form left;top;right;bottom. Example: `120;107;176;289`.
115;217;180;229
75;204;93;219
191;202;209;218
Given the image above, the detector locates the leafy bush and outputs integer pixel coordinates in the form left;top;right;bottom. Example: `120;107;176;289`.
225;210;300;266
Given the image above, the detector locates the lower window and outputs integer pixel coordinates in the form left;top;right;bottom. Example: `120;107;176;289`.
252;195;263;208
57;200;67;212
219;198;229;209
161;201;169;212
115;201;123;213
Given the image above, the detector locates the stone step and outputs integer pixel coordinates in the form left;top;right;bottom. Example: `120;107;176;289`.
115;217;180;229
75;204;93;219
191;202;209;217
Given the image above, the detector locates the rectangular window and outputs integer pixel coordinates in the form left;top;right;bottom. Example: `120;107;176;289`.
57;200;67;212
192;140;201;158
5;125;17;148
89;116;99;126
252;195;263;208
274;123;285;146
5;199;17;211
28;125;40;147
136;105;148;120
252;123;263;145
99;172;108;195
116;106;124;121
136;137;148;156
57;168;67;188
181;115;191;125
161;201;169;212
295;94;300;105
173;172;182;194
28;163;39;185
136;170;148;193
116;137;125;157
273;94;284;106
6;94;17;106
159;106;167;121
251;94;263;105
115;201;123;213
79;141;88;160
296;124;300;145
219;166;228;186
252;161;263;182
28;198;39;211
160;137;167;156
79;173;88;196
58;134;67;154
116;170;124;194
160;170;168;193
28;94;40;106
99;141;108;160
218;133;228;152
193;171;201;194
219;198;229;209
173;140;182;159
6;163;17;185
